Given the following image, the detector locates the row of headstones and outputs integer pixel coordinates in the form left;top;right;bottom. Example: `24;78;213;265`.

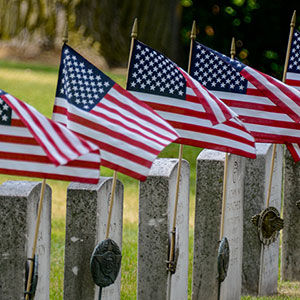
0;143;299;299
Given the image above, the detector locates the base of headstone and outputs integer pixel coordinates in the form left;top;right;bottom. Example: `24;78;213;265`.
192;150;244;300
282;149;300;281
63;177;123;300
0;180;51;300
242;144;283;296
138;158;190;300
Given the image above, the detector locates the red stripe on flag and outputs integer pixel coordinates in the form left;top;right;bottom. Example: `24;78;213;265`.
3;95;70;164
100;159;147;181
0;134;39;145
181;69;219;125
113;84;178;136
286;79;300;87
73;130;154;168
221;99;282;113
93;101;171;146
168;120;254;146
241;68;300;123
143;101;211;120
176;137;256;159
68;112;162;156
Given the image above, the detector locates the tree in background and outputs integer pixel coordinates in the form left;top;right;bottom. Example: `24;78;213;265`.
0;0;299;78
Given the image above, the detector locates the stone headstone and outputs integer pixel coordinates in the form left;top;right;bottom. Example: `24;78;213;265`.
138;158;190;300
0;180;51;300
242;144;283;296
192;150;244;300
63;177;123;300
282;150;300;281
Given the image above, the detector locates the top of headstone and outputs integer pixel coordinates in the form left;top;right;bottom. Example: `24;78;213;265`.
197;149;226;161
149;158;189;177
0;181;47;197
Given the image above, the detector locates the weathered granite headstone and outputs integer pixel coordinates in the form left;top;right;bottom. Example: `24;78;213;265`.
138;158;190;300
63;177;123;300
282;150;300;281
0;180;52;300
242;144;283;296
192;150;244;300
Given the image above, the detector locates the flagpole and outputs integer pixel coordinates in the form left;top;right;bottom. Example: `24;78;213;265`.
25;179;47;299
219;38;236;240
25;21;70;299
282;10;296;83
266;10;296;208
170;20;196;270
104;19;139;240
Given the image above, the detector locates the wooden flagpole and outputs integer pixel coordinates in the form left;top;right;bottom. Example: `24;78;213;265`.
265;10;296;208
168;21;197;274
25;21;70;298
105;17;138;240
25;179;47;299
105;18;139;240
219;38;236;240
167;21;196;300
105;18;138;240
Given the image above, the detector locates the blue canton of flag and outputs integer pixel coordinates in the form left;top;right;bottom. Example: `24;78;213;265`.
190;43;247;94
288;30;300;74
127;42;186;100
0;89;12;125
56;45;114;112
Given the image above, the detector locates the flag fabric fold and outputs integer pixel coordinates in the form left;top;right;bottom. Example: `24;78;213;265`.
190;41;300;162
0;90;101;183
52;44;179;181
127;39;256;159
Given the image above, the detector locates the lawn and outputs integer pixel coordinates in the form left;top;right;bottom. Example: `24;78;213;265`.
0;58;299;299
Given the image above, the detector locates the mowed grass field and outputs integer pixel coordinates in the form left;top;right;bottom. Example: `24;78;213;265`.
0;58;299;299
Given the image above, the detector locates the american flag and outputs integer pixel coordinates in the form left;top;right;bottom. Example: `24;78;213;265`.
127;40;256;159
190;41;300;156
283;29;300;160
0;90;101;183
286;30;300;90
52;44;179;181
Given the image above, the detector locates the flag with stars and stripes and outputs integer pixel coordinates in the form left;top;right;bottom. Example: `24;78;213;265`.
282;29;300;161
190;41;300;161
286;30;300;90
127;39;256;159
0;90;101;183
52;44;179;181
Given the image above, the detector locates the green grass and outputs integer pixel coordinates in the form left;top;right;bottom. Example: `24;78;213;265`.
0;59;299;299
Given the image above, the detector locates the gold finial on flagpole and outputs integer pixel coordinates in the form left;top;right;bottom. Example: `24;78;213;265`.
126;18;138;84
190;20;197;40
187;21;197;74
230;37;236;58
131;18;138;39
291;10;296;28
62;19;69;44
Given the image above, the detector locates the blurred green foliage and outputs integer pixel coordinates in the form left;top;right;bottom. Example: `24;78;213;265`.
0;1;299;78
180;1;300;78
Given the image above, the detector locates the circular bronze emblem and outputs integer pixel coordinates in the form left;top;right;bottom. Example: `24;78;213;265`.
90;238;122;288
217;237;230;282
257;207;283;245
